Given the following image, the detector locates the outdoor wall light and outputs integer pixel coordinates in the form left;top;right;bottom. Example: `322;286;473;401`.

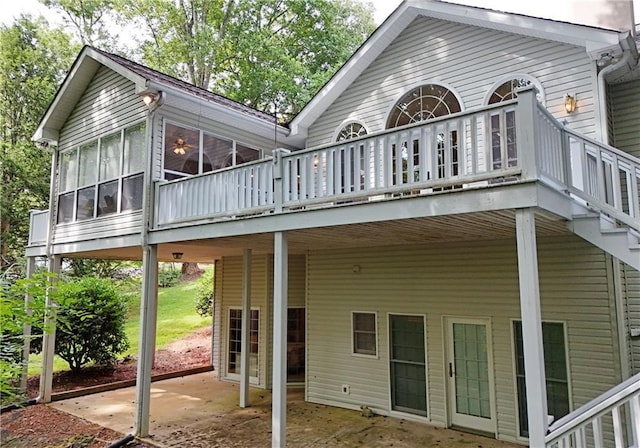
172;252;183;260
141;92;157;106
564;93;576;114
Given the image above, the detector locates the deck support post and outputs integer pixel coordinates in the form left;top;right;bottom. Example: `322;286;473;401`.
20;256;37;393
135;244;158;438
272;231;288;448
38;254;60;403
515;208;548;446
240;248;252;408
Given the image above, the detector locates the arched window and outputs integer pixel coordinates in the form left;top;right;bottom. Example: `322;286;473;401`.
486;76;544;105
386;84;462;184
386;84;461;129
484;76;543;171
336;122;367;141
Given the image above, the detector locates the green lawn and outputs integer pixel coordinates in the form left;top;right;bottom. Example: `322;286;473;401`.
28;278;211;375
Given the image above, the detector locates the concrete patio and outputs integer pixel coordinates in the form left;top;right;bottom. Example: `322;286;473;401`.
50;372;522;447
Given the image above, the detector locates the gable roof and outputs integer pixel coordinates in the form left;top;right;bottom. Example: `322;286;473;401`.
33;46;285;145
288;0;632;140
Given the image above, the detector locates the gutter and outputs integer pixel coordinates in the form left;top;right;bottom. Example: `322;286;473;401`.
596;35;636;142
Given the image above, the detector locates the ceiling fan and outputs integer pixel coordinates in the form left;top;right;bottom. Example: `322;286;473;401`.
172;136;193;155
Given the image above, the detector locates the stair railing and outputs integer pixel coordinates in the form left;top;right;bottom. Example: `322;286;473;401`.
545;372;640;447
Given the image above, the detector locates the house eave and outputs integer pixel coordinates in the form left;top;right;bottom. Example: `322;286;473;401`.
32;46;149;145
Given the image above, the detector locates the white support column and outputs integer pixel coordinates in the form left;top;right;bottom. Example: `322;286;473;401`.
240;249;252;408
135;245;158;438
515;208;548;446
272;232;288;448
38;255;61;403
20;256;37;393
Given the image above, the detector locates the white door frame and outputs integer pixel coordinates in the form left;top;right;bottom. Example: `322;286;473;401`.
445;316;497;435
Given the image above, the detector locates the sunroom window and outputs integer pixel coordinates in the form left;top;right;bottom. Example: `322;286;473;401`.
57;122;145;223
163;122;261;180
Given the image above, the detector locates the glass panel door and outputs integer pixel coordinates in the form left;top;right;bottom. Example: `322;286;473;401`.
287;308;305;383
389;314;427;416
447;318;495;433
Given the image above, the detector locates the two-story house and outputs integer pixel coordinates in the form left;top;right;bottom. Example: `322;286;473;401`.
26;0;639;446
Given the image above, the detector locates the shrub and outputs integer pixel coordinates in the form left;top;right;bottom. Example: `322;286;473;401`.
194;265;214;317
31;277;129;372
158;266;181;288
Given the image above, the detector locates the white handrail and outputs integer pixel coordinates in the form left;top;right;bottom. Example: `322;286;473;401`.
545;372;640;447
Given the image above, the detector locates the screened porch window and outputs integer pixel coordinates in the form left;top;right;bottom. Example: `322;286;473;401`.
513;321;570;438
163;122;261;180
57;122;145;223
352;312;377;356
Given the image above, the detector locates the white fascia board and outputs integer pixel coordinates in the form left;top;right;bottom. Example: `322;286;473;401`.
149;81;291;143
32;47;148;145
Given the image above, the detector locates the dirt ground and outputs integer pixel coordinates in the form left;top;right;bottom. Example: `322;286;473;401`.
1;326;212;448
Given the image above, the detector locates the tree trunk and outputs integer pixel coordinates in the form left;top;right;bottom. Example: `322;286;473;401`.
181;262;201;276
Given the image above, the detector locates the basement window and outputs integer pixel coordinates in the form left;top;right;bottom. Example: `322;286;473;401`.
352;311;377;356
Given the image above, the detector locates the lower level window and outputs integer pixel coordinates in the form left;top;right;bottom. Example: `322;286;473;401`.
352;311;377;356
228;308;259;378
514;321;570;437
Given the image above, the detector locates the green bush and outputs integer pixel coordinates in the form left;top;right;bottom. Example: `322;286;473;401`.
30;277;129;372
194;265;214;317
158;267;181;288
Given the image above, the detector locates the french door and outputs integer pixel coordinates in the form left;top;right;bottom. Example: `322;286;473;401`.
446;318;495;433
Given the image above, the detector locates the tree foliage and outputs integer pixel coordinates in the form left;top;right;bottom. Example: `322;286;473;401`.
0;17;78;267
115;0;376;119
30;277;129;372
39;0;118;47
0;271;53;402
194;264;214;317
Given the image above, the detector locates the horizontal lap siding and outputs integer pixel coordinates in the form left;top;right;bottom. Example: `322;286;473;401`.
306;236;618;443
610;80;640;158
58;66;146;151
307;17;595;147
52;211;142;243
622;262;640;374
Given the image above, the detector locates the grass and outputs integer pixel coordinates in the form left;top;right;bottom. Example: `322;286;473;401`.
28;278;211;375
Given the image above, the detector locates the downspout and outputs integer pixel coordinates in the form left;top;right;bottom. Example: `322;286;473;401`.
596;48;633;143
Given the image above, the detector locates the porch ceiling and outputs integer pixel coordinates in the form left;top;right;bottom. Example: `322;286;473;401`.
51;209;570;263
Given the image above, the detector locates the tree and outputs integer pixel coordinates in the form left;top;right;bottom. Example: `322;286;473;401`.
194;264;214;317
30;277;129;372
39;0;118;47
0;16;78;268
115;0;376;120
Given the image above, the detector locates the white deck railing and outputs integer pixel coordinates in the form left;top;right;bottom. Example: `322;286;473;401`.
28;210;49;245
156;159;274;226
155;100;523;226
545;372;640;448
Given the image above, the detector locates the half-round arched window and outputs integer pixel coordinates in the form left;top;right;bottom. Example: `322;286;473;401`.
336;122;367;141
386;84;461;129
486;76;544;105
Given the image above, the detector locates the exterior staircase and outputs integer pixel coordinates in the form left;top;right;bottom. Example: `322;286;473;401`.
568;208;640;270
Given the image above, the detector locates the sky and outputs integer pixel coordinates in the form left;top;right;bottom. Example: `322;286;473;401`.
0;0;638;31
